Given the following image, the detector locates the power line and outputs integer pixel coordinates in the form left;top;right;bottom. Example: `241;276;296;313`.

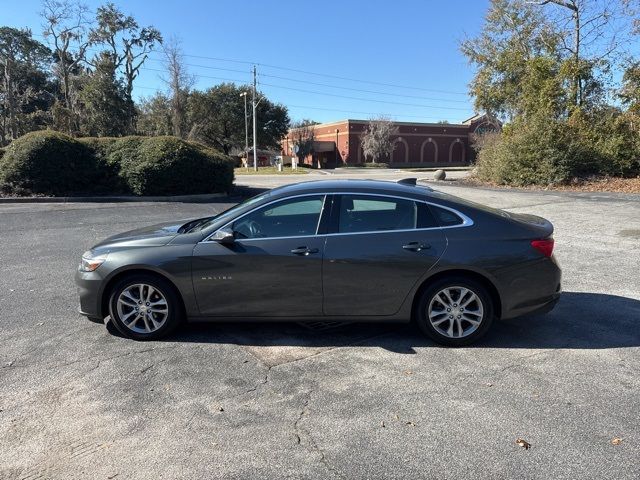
139;67;469;112
141;57;471;104
284;104;454;121
257;81;471;111
258;72;471;104
33;33;469;97
134;84;460;121
141;50;469;96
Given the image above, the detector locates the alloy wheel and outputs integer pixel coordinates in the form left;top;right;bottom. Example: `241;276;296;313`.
116;283;169;334
427;286;484;339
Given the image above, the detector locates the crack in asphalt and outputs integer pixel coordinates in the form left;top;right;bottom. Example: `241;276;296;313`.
0;325;95;369
292;392;345;479
497;350;555;374
0;345;180;414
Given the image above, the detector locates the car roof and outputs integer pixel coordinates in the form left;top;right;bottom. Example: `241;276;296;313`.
268;179;435;199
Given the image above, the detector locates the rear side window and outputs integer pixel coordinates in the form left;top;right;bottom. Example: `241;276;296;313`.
430;205;464;227
337;195;418;233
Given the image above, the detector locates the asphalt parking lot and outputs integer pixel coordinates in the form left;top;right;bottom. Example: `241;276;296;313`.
1;180;639;479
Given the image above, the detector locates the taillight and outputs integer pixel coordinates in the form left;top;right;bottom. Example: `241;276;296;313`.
531;239;554;257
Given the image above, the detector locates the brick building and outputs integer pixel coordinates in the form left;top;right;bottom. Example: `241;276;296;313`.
281;114;498;169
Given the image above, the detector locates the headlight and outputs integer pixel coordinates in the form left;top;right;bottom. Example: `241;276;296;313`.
79;251;108;272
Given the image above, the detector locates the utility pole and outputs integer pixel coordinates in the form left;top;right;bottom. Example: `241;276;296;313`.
252;65;258;172
240;91;249;169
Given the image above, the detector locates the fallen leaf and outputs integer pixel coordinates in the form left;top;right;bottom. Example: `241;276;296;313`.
516;438;531;450
611;437;623;445
403;370;413;375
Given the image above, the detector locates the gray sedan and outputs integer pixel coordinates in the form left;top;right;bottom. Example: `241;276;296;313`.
75;179;561;346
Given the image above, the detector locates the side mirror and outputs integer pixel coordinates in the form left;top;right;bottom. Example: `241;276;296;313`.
211;227;235;245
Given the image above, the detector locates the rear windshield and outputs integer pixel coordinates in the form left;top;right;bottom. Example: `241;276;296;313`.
427;191;511;219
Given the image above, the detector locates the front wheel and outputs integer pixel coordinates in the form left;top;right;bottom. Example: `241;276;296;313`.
415;277;494;346
108;274;183;340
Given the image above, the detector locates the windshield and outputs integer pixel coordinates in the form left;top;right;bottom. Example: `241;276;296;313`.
187;191;272;232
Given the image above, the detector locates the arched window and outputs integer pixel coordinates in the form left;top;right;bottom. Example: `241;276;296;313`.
449;138;465;163
391;137;409;163
420;138;438;163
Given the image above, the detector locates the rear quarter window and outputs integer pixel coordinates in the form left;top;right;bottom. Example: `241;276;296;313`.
430;205;464;227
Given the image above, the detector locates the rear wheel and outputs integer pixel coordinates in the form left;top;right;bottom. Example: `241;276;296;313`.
416;277;494;346
108;274;183;340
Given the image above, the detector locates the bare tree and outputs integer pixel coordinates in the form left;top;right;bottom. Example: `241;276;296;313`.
41;0;90;113
0;28;51;143
162;37;194;138
531;0;628;107
89;3;162;102
360;116;398;163
290;120;316;166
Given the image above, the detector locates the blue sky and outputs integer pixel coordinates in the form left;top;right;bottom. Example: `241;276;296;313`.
4;0;489;123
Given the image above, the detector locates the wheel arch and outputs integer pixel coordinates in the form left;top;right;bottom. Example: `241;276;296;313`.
411;269;502;320
100;267;187;320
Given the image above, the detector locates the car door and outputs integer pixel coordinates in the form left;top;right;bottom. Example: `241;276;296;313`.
322;194;446;316
192;194;327;317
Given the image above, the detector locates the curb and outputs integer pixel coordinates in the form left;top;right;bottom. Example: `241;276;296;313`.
0;192;229;204
417;178;640;201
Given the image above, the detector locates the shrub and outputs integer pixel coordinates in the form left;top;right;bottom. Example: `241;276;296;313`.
0;131;235;196
0;130;100;195
475;116;603;186
79;136;143;193
118;136;234;195
344;162;389;168
474;110;640;186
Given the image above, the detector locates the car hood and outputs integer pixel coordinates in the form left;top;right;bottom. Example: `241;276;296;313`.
93;220;188;249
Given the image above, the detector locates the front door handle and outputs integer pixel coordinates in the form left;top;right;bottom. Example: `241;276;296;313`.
290;246;320;256
402;242;431;252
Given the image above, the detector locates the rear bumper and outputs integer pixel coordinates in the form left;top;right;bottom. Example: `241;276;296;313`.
498;256;562;320
502;292;561;319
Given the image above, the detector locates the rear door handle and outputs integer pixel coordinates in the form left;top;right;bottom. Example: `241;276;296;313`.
402;242;431;252
290;246;319;256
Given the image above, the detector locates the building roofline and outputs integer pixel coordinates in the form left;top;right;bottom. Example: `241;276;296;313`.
287;118;471;132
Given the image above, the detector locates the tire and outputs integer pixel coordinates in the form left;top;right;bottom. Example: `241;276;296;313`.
108;273;183;340
415;276;494;347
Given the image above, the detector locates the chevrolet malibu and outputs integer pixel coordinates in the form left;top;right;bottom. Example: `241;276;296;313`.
75;179;561;346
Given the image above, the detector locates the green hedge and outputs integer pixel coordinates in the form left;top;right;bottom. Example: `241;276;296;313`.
474;112;640;186
0;131;235;196
345;162;390;169
119;137;234;195
0;131;100;195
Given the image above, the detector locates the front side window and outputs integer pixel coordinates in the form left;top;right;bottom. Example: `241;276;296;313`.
232;195;325;239
337;195;422;233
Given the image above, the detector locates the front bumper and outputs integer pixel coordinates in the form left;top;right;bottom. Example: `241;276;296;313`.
75;268;105;319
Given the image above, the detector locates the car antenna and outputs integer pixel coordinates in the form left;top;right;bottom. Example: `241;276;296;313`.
396;177;434;191
397;178;417;186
